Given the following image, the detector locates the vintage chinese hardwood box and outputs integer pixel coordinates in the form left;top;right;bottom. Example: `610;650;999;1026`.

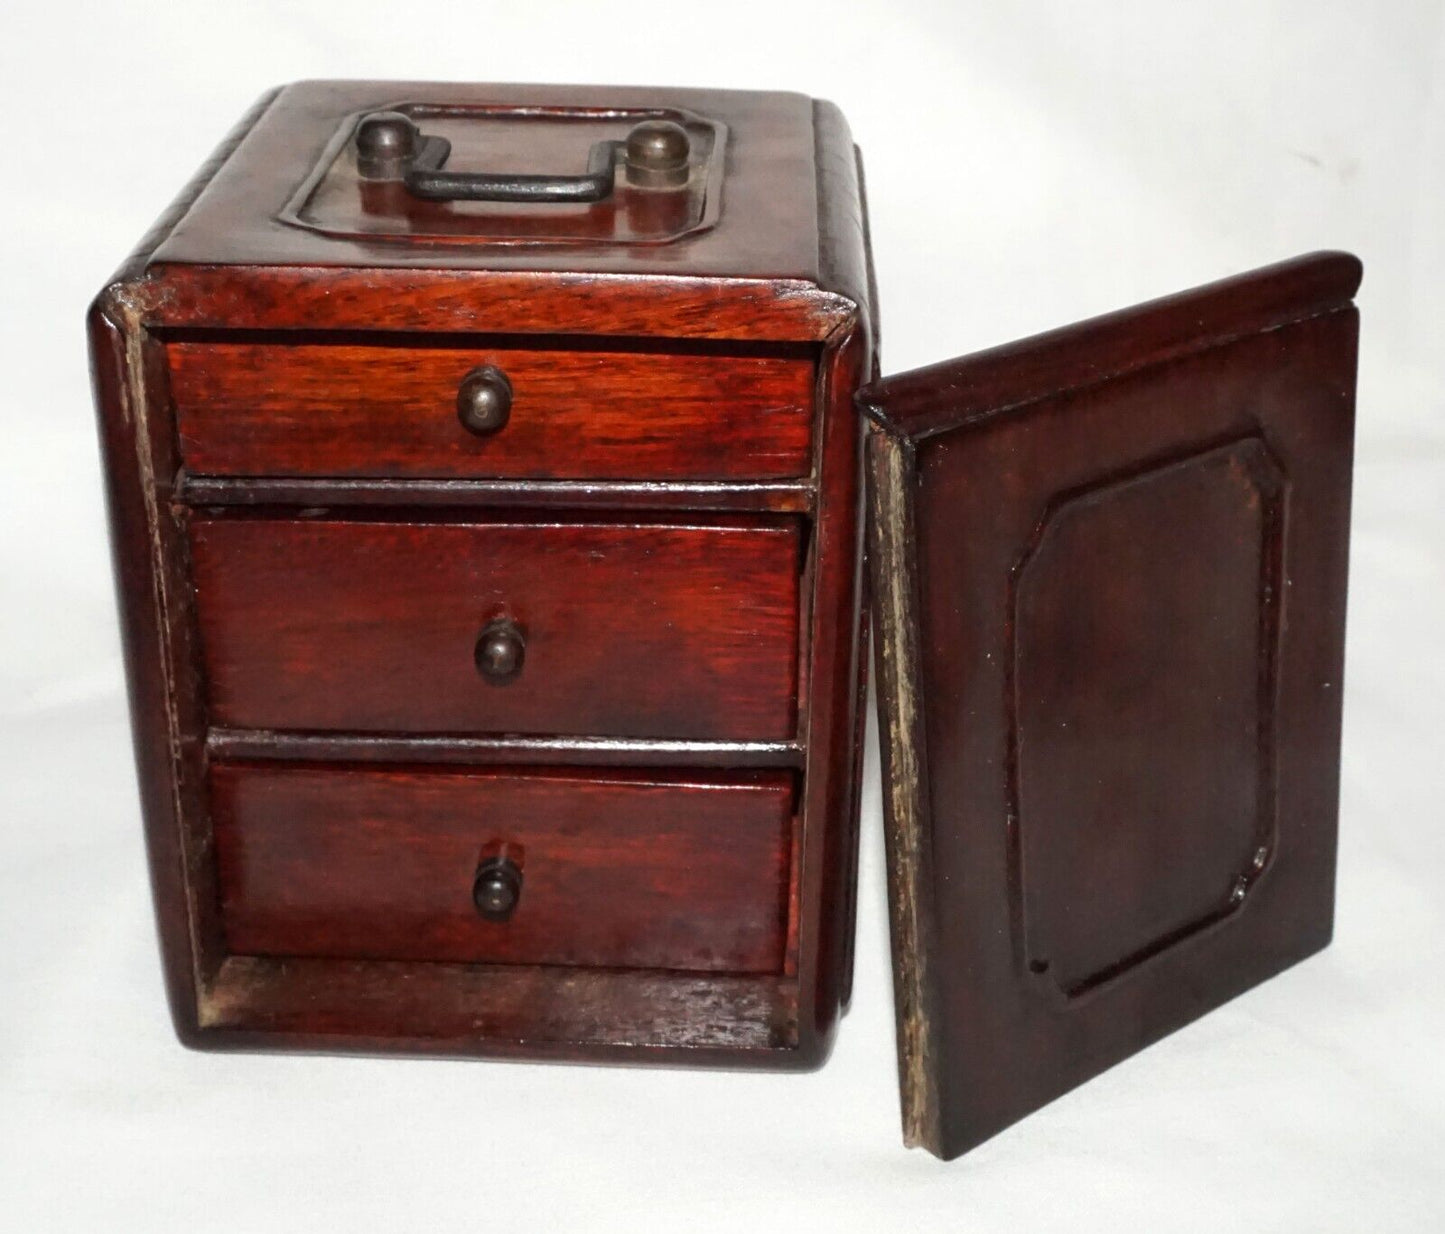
89;81;1361;1159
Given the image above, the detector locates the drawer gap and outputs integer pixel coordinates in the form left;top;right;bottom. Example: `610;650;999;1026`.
175;472;817;514
156;326;820;363
207;729;806;769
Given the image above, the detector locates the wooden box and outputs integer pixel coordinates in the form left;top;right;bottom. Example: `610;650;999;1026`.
90;82;1361;1158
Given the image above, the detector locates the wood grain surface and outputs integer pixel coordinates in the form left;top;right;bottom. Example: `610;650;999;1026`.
169;340;815;480
188;515;803;741
861;251;1361;1158
92;82;872;1070
213;764;795;973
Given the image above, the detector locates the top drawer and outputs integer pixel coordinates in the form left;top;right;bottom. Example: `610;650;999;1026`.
167;341;816;481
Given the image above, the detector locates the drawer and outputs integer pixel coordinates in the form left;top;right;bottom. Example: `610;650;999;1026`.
168;341;816;481
189;516;801;740
212;764;794;973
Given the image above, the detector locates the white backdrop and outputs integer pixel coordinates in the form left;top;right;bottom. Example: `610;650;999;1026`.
2;2;1442;1230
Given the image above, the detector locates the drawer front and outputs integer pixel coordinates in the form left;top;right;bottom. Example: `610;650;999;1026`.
213;764;793;973
189;517;801;740
168;342;816;481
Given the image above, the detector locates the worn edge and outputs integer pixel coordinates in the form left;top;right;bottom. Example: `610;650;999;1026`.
811;99;873;348
854;142;881;376
90;86;283;1036
790;94;873;1055
863;424;945;1154
832;138;880;1017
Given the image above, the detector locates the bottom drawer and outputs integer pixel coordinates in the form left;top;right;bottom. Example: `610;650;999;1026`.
211;764;794;974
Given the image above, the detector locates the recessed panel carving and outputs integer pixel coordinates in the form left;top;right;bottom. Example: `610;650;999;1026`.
1009;438;1285;1000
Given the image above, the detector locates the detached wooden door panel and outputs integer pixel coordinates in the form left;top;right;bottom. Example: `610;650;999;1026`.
863;253;1361;1159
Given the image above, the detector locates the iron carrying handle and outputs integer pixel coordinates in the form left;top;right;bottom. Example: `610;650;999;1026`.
353;111;692;203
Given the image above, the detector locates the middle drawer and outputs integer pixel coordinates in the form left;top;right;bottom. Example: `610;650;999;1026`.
189;515;802;741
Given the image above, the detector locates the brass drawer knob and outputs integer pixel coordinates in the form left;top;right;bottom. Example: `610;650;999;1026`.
475;618;525;682
457;364;513;436
473;854;523;921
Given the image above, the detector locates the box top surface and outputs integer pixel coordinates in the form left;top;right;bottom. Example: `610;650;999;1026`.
152;81;830;286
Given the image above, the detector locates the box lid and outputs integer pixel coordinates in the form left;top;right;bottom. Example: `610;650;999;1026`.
153;81;826;284
859;252;1361;1159
137;81;859;345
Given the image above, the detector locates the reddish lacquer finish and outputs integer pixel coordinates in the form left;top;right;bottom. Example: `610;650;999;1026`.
169;340;816;481
188;515;803;740
862;253;1360;1157
213;764;795;973
90;82;873;1069
92;81;1360;1159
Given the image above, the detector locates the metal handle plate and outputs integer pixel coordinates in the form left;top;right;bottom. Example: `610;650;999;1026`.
354;112;692;203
